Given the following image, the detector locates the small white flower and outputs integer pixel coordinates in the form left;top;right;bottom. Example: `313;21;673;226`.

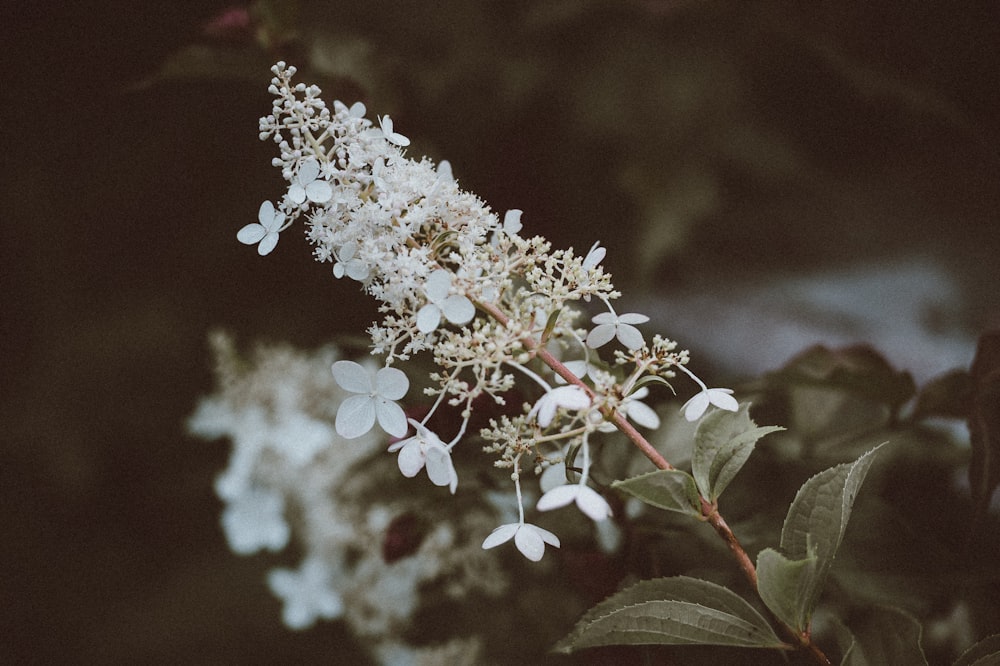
238;200;285;255
537;483;613;522
416;269;476;333
387;419;458;493
221;487;289;555
288;159;332;205
331;360;409;438
594;386;661;432
267;558;343;630
586;311;649;350
528;385;591;428
333;241;370;281
379;115;410;147
482;521;560;562
681;387;739;421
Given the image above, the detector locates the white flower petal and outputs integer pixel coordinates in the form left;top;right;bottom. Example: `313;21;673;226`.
583;242;606;269
536;484;579;512
257;232;279;256
305;179;332;203
416;303;441;333
482;523;518;550
237;223;266;245
331;360;373;394
375;367;409;400
346;261;370;281
349;101;366;118
514;524;545;561
536;399;558;428
551;385;591;411
299;159;320;182
563;360;589;379
626;400;661;429
258;200;276;225
336;394;376;438
682;391;711;421
436;160;453;183
539;462;567;493
396;440;425;477
586;324;616;349
616;323;645;350
591;312;617;325
288;183;306;205
533;524;561;548
709;389;739;412
618;313;650;325
425;269;452;302
575;485;613;522
375;398;408;437
503;209;523;234
425;446;457;491
441;295;475;325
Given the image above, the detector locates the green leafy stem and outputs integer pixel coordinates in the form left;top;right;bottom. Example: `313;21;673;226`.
479;299;858;663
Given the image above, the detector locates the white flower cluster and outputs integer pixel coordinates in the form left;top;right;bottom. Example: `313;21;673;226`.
188;333;508;643
241;62;737;562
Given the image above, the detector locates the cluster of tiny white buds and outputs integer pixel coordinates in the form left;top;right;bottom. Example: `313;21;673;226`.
243;63;739;560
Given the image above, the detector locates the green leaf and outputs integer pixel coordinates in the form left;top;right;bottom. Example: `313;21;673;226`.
954;633;1000;666
911;369;972;421
837;606;927;666
612;469;702;517
554;576;787;653
771;344;916;411
628;373;676;395
691;403;783;502
755;547;819;633
757;444;884;631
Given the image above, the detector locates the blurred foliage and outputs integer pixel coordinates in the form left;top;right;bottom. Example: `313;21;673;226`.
7;0;999;664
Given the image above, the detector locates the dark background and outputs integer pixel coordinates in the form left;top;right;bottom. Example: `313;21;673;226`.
3;1;999;662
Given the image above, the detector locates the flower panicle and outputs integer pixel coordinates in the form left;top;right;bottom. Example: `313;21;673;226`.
244;63;738;560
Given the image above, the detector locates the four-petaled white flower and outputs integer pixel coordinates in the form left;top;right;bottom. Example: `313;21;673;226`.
416;269;476;333
528;385;591;428
537;482;613;522
681;387;739;421
238;200;285;255
597;386;660;432
482;521;560;562
333;241;370;281
331;360;409;438
267;558;343;630
586;311;649;350
387;419;458;494
379;115;410;147
288;159;332;205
